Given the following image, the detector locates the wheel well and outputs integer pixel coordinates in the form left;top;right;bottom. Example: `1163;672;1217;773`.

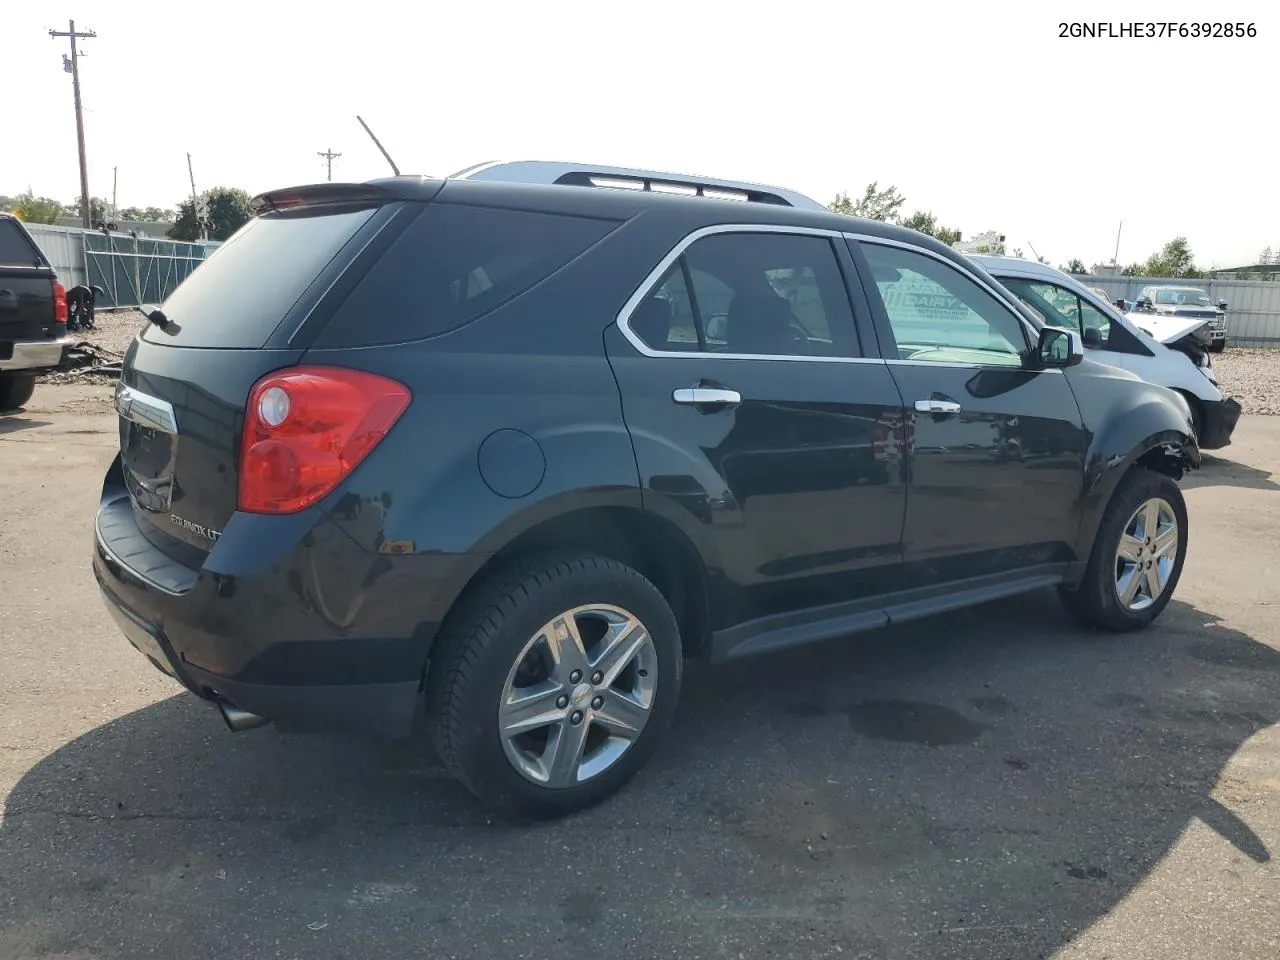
479;507;711;658
1136;442;1189;481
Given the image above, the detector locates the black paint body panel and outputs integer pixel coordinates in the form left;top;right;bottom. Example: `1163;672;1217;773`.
93;177;1198;736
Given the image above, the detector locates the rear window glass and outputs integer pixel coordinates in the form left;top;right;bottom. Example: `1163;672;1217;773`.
142;206;377;348
314;204;616;347
0;220;43;267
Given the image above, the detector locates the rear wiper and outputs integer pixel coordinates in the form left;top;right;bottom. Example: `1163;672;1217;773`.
140;304;169;329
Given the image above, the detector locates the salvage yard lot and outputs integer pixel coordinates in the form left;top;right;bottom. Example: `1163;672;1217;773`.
2;384;1279;960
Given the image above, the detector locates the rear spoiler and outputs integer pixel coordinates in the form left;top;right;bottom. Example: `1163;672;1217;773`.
249;178;443;216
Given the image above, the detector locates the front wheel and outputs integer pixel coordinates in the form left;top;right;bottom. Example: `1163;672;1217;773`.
1059;467;1188;632
1209;339;1226;353
426;552;682;818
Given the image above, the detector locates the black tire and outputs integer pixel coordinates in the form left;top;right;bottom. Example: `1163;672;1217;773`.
0;374;36;412
1209;339;1226;353
1059;467;1188;632
425;552;682;818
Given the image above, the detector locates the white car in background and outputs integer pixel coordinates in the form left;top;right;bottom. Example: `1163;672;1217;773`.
970;256;1241;449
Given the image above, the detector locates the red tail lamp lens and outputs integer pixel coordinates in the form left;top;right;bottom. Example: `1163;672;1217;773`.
239;366;411;514
52;282;68;324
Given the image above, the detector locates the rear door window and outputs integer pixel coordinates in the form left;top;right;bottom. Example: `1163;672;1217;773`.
141;206;378;348
314;204;617;347
626;232;861;358
0;219;43;267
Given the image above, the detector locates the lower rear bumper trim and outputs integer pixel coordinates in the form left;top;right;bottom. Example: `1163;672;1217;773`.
0;337;69;372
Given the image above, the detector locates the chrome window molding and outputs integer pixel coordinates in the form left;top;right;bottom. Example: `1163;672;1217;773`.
614;223;884;365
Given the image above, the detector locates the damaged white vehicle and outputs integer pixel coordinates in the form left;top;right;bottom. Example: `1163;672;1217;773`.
971;257;1241;449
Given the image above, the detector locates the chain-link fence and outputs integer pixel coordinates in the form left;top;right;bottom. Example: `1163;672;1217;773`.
23;223;219;308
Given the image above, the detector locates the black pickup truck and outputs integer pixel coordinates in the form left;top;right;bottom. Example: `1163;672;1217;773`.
0;213;68;410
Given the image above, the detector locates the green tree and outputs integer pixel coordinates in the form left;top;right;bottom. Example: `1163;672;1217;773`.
1142;236;1198;278
829;181;905;222
900;210;961;245
168;187;252;241
1260;246;1273;266
9;192;64;224
67;196;108;224
1063;259;1088;274
118;206;174;222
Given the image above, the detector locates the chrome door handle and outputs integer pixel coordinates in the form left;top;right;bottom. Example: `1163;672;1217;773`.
673;387;742;406
914;399;961;414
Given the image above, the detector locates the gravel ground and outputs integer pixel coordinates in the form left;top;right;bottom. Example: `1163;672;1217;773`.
1211;348;1280;415
37;309;1280;415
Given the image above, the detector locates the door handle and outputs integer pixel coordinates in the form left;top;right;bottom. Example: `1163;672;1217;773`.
673;387;742;407
914;399;961;414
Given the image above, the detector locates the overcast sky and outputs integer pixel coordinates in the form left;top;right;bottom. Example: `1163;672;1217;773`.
2;1;1274;268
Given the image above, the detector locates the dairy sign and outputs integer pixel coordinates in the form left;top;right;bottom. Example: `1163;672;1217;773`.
878;275;999;347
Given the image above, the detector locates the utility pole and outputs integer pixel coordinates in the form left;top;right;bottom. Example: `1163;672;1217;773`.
187;153;208;241
317;148;341;182
49;20;97;228
111;165;118;225
1113;221;1123;268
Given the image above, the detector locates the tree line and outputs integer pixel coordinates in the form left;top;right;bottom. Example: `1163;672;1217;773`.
829;181;1280;281
1;187;252;242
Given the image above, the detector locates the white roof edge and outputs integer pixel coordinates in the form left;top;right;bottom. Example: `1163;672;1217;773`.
447;160;828;211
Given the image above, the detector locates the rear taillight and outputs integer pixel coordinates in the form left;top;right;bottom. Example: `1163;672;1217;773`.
239;366;411;514
52;282;68;325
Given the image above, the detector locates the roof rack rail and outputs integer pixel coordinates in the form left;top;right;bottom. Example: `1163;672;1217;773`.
447;160;827;211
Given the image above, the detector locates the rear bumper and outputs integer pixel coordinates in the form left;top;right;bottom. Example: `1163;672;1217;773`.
92;483;483;738
1199;396;1242;450
0;337;68;372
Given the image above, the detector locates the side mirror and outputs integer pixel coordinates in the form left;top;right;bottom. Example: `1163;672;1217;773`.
1114;297;1127;310
1037;326;1083;368
1217;299;1228;311
1082;327;1103;348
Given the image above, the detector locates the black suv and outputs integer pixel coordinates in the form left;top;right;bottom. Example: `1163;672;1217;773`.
94;171;1199;816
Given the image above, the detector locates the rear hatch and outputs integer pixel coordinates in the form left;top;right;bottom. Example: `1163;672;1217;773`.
114;185;422;563
0;217;62;351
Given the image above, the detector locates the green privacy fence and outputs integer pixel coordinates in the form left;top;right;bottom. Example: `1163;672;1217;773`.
82;232;219;308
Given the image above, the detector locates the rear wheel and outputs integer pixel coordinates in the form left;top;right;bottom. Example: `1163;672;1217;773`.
1059;467;1187;632
426;552;682;818
0;374;36;412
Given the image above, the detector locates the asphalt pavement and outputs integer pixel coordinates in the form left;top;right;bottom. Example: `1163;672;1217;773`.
2;385;1278;960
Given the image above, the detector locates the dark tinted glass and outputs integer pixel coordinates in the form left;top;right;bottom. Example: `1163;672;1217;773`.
0;220;42;267
315;204;617;347
627;232;859;357
141;206;377;348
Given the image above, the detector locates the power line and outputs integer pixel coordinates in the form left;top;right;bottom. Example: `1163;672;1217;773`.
317;148;341;182
49;19;97;228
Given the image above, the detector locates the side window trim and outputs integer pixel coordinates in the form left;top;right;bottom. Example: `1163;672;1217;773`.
845;234;1038;366
614;223;880;364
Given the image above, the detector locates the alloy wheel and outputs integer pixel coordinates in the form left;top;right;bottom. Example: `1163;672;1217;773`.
1114;497;1179;611
498;604;658;787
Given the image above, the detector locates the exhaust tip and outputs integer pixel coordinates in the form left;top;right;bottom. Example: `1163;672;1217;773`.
217;700;271;732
